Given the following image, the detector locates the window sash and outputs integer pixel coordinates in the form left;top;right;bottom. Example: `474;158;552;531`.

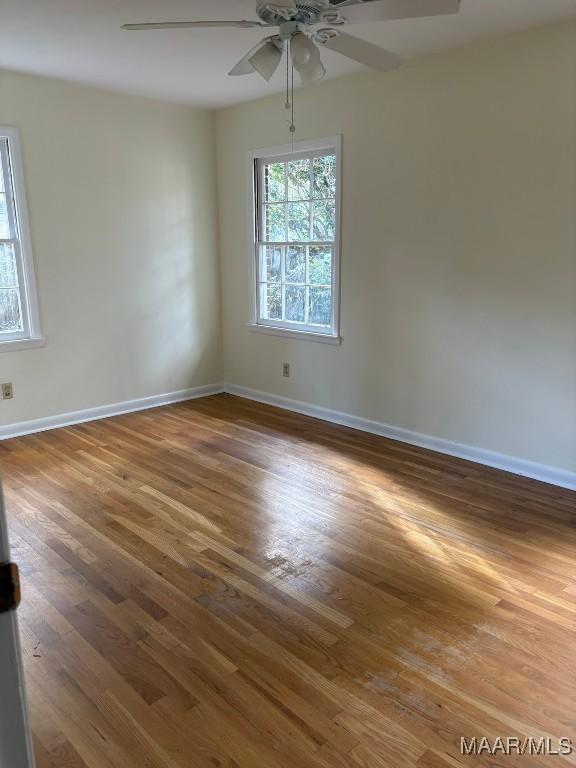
0;136;33;341
0;239;29;340
253;145;339;337
256;243;334;328
256;149;335;240
0;140;19;242
256;241;333;328
258;287;332;333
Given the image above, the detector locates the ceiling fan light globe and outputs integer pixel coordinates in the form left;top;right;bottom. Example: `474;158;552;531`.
299;60;326;85
293;48;311;68
291;33;320;73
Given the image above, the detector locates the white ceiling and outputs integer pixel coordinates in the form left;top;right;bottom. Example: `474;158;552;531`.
1;0;576;108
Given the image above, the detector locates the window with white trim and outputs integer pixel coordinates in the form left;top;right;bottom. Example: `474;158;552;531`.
0;127;42;347
249;137;341;341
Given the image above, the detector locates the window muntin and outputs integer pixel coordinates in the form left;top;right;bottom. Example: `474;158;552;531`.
0;130;40;345
252;141;340;338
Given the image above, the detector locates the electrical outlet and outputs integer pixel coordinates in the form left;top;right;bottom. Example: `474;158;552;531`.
1;382;13;400
282;363;290;378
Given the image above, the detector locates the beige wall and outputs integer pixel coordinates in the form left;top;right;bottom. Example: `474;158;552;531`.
1;21;575;475
216;21;576;473
0;70;222;426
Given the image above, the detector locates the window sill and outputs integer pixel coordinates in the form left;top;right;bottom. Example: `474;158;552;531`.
247;324;341;345
0;337;47;353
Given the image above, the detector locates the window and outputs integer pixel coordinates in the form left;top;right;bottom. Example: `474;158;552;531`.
0;127;42;349
249;136;341;343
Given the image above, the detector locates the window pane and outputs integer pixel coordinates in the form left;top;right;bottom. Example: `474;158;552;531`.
313;155;336;199
264;204;286;242
286;246;306;284
260;245;281;283
0;288;23;333
288;202;310;241
309;287;332;327
287;158;311;201
285;285;305;323
264;162;285;203
0;150;8;239
0;196;8;239
260;283;282;320
312;200;335;241
308;247;332;286
0;243;19;288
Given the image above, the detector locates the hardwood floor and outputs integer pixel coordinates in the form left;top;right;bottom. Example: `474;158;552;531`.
2;393;575;768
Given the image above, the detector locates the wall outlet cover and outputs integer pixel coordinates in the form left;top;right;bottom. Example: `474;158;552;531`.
1;383;13;400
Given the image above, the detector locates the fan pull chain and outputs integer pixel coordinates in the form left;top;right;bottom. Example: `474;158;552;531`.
285;40;290;112
283;38;296;141
290;58;296;144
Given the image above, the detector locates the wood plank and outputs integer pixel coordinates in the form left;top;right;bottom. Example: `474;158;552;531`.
2;393;575;767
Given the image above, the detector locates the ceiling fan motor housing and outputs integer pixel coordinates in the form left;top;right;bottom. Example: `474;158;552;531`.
256;1;331;25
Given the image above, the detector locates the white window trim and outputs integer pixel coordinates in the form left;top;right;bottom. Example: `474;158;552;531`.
0;126;44;352
246;135;342;344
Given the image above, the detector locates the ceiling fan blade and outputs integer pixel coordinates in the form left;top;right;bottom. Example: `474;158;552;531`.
334;0;461;24
318;32;402;71
122;20;265;31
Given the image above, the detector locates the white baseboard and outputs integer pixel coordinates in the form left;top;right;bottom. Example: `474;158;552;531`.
0;383;224;441
224;383;576;492
2;380;574;492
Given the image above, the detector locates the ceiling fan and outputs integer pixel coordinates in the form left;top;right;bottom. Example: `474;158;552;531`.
123;0;462;85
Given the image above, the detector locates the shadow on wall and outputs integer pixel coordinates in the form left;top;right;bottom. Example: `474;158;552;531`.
131;135;220;393
133;214;219;390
